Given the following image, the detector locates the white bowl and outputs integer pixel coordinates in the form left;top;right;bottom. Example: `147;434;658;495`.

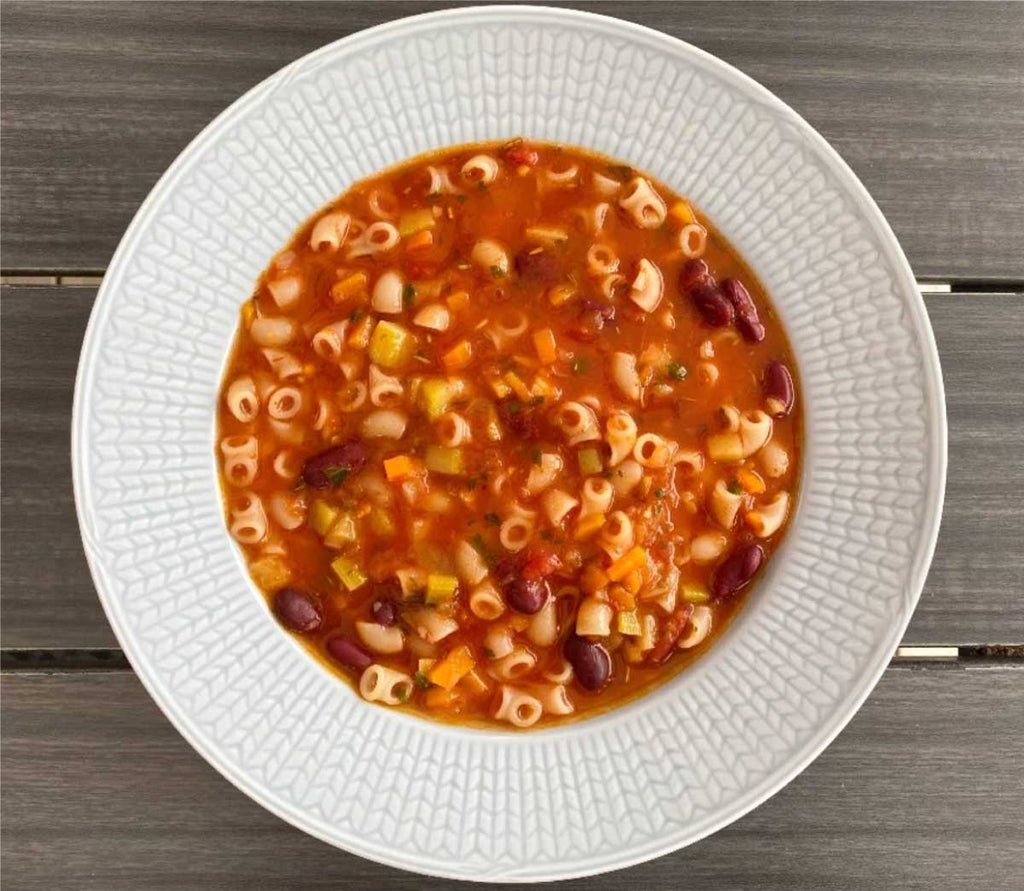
72;6;946;882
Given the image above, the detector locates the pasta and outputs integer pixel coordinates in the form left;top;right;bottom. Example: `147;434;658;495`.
216;139;800;728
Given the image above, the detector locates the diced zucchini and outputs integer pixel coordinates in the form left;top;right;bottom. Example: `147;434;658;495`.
368;505;396;538
577;447;603;476
680;584;710;603
419;377;452;421
425;573;459;605
398;208;436;237
616;609;642;636
368;320;415;368
331;556;367;591
424;445;464;476
323;512;357;549
310;500;340;537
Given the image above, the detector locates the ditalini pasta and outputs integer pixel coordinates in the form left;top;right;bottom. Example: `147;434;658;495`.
216;139;801;728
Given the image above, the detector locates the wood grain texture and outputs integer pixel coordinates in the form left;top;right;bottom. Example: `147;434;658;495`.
2;285;1021;647
3;1;1023;278
2;667;1022;890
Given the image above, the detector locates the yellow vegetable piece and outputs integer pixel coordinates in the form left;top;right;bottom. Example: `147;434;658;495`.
607;546;646;582
427;645;475;691
323;513;357;549
248;555;291;590
368;505;396;538
573;513;606;541
310;500;341;537
419;377;452;420
503;371;532;402
616;610;642;636
424;445;464;476
488;377;512;399
706;432;744;463
330;556;367;591
368;320;415;368
680;584;710;603
398;208;436;237
668;200;697;227
425;573;459;605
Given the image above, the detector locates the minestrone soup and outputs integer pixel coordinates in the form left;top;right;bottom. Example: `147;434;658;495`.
217;140;801;728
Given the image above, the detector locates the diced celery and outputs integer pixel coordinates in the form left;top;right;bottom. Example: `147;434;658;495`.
368;505;396;538
323;512;357;549
616;609;642;636
419;377;452;421
424;445;464;476
426;573;459;605
577;447;603;476
398;208;436;237
368;320;415;368
680;584;710;603
331;556;367;591
310;500;340;537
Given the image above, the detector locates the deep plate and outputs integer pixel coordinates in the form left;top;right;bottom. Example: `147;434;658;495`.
72;6;946;882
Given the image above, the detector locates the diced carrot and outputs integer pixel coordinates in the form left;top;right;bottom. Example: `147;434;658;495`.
573;513;606;541
347;315;374;349
668;200;696;227
744;511;766;535
424;686;460;710
503;371;532;401
737;468;767;494
331;271;368;302
607;546;646;582
548;284;576;307
623;569;643;596
445;290;470;313
533;328;558;364
427;644;475;691
383;454;419;481
488;377;512;399
442;339;474;371
579;563;610;595
406;229;434;252
608;585;636;611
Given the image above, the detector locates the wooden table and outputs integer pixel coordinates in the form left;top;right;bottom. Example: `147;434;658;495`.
3;3;1022;887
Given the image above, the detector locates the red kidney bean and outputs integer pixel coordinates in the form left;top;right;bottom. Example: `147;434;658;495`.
688;282;735;327
763;360;795;418
326;635;373;672
721;278;765;342
564;635;612;691
371;597;399;627
501;141;539;168
514;247;561;282
302;440;367;489
273;588;322;633
678;258;712;292
711;543;764;600
505;577;549;615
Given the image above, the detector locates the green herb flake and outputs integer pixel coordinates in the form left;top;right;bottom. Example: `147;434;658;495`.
349;308;365;323
572;357;590;375
396;687;409;703
531;449;542;465
477;180;487;191
413;672;431;689
466;475;480;491
324;466;350;486
484;512;501;527
727;480;743;496
482;646;496;659
402;282;416;306
456;194;468;204
506;400;521;416
529;396;545;407
490;265;506;279
470;533;496;566
667;362;688;381
654;488;668;499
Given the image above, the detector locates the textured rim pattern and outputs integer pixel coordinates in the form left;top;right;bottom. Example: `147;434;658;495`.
72;6;946;881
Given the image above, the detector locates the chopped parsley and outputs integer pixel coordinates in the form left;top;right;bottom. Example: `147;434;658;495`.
456;194;468;203
531;449;543;465
529;395;545;407
477;180;487;191
490;265;506;279
470;533;496;566
667;362;688;381
395;687;409;703
654;487;668;499
323;466;349;486
482;647;496;659
727;480;743;495
349;308;365;322
413;672;431;689
506;400;521;415
484;512;501;527
572;357;590;375
402;282;416;306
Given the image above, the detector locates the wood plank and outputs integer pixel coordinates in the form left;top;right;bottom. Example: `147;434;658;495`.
2;286;1022;647
2;667;1021;889
3;1;1023;278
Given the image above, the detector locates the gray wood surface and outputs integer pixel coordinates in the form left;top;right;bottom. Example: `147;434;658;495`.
4;286;1021;648
3;666;1022;890
3;1;1024;278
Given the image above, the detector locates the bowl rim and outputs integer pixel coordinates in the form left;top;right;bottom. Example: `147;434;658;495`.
71;4;947;881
